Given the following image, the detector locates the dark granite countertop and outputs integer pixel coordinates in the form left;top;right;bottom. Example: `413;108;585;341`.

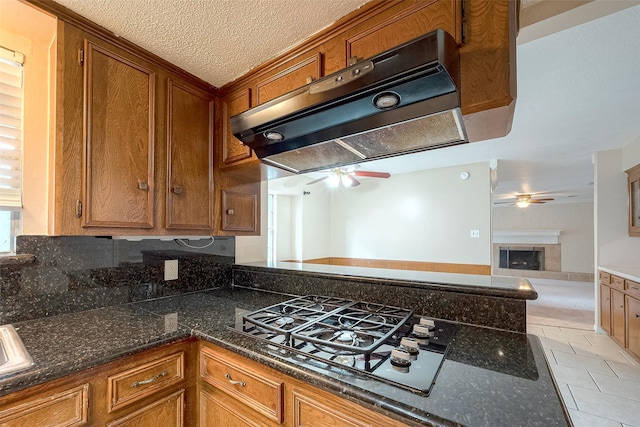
0;288;569;427
236;262;538;300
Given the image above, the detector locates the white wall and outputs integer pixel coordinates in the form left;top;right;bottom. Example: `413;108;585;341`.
596;137;640;266
492;203;594;273
0;1;57;234
274;195;293;260
300;184;331;260
329;162;491;265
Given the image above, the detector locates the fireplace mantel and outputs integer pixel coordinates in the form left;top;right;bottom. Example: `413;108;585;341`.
493;230;561;244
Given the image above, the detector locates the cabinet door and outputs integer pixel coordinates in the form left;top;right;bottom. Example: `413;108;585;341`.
600;284;611;334
611;289;626;347
0;384;88;426
166;79;213;230
627;296;640;359
106;390;184;427
199;389;262;427
222;88;253;165
83;40;155;228
292;390;369;427
255;53;322;105
626;163;640;237
221;189;258;233
346;0;461;65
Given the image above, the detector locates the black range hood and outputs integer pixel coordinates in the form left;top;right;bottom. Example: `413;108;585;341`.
231;29;467;174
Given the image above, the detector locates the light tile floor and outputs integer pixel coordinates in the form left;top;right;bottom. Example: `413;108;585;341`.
528;324;640;426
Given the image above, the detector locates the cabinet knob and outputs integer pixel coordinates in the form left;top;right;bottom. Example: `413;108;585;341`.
138;182;149;191
636;314;639;318
306;76;315;84
172;186;183;195
226;209;235;215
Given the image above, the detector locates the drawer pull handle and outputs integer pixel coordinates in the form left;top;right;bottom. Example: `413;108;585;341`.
225;373;246;387
131;370;168;387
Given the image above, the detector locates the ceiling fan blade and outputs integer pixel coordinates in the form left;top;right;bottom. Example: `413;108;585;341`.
354;171;391;178
529;200;548;204
493;201;515;205
306;176;329;185
533;198;555;202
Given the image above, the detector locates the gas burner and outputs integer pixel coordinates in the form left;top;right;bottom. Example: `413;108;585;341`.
335;330;358;343
274;316;294;327
305;329;376;354
338;312;386;330
233;295;457;396
333;355;356;367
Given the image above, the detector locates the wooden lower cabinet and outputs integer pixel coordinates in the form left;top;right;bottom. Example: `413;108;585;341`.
600;284;611;334
611;289;626;347
0;339;196;427
200;388;270;427
627;296;640;359
599;271;640;361
107;390;184;427
198;342;407;427
0;384;89;427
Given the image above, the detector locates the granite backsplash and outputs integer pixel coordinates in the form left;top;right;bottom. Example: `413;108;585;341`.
232;265;528;332
0;236;235;324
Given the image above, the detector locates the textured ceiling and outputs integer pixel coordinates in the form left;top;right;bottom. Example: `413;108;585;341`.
53;0;367;88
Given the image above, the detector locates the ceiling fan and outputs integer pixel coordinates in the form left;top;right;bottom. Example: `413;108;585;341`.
306;166;391;188
494;194;555;208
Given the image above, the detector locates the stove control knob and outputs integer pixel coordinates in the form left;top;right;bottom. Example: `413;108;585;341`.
419;318;436;330
390;348;411;367
413;324;435;338
400;337;420;355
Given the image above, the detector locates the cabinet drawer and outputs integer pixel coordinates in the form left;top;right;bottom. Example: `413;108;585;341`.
107;352;184;412
200;347;283;423
626;280;640;299
600;271;611;284
611;275;625;291
0;384;88;427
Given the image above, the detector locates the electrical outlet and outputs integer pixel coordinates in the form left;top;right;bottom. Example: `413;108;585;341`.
470;230;480;238
164;259;178;280
164;313;178;333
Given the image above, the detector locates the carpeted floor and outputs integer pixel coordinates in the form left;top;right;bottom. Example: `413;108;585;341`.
526;278;595;330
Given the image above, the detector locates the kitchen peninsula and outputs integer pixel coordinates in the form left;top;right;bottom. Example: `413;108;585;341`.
1;261;569;426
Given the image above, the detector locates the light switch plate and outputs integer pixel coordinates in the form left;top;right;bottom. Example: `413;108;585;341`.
470;230;480;238
164;259;178;280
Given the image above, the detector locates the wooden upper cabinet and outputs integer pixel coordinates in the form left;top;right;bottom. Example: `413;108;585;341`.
345;0;460;65
255;53;323;105
82;39;155;228
166;79;214;230
221;189;258;233
626;163;640;237
222;88;252;165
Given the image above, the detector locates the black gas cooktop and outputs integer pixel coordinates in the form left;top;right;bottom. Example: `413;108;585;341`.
230;295;458;395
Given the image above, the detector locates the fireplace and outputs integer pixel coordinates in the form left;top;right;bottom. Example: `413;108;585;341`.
499;247;545;271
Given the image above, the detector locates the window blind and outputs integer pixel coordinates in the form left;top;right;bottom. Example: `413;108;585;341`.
0;46;24;210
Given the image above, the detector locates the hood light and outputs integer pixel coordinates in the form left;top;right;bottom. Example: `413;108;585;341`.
373;92;400;110
264;131;284;141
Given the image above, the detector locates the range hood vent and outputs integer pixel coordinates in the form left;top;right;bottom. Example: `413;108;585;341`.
231;29;467;174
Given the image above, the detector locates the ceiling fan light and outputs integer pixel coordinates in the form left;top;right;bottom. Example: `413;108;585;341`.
516;201;530;208
328;174;340;187
341;175;352;187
